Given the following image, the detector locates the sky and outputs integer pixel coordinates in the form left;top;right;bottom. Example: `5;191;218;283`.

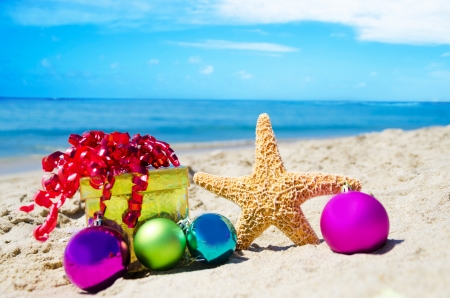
1;0;450;101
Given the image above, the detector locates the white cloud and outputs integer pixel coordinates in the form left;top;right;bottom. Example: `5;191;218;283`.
218;0;450;45
426;62;442;69
6;0;214;31
235;70;252;80
110;62;118;69
188;56;201;63
8;0;153;27
356;82;366;88
429;70;450;79
200;65;213;75
370;71;377;76
7;0;450;45
148;59;159;64
51;35;60;42
442;52;450;57
331;33;346;38
41;58;51;67
261;53;282;57
247;29;269;35
176;39;298;53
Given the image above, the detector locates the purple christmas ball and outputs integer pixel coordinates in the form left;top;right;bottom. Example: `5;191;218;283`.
63;226;130;292
320;191;389;254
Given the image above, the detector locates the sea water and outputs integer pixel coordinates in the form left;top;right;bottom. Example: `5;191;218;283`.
0;98;449;159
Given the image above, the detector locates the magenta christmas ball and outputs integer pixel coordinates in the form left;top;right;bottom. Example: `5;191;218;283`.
63;226;130;292
320;191;389;254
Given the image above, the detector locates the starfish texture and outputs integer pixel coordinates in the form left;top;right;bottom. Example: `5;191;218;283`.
193;113;362;250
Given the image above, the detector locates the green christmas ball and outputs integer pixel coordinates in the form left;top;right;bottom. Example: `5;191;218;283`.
133;218;186;270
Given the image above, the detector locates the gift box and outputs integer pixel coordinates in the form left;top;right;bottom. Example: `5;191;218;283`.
79;166;189;272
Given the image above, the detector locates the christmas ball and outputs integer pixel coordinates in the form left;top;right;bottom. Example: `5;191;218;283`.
133;218;186;270
186;213;237;265
320;191;389;254
63;226;130;293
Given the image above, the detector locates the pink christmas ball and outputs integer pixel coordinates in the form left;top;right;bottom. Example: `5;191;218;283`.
320;191;389;254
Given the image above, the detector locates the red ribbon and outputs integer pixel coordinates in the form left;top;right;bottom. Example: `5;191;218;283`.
21;131;180;241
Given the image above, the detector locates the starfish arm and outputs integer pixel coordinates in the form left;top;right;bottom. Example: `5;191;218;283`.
192;114;363;250
290;172;362;202
273;209;320;246
253;113;286;179
193;172;247;205
235;208;272;250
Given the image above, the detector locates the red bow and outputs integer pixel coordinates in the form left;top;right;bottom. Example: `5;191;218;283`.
20;131;180;242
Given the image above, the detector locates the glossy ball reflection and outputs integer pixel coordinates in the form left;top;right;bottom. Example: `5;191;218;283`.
320;191;390;254
63;226;130;293
186;213;237;265
134;218;186;270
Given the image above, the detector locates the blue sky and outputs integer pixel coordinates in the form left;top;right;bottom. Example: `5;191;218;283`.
1;0;450;101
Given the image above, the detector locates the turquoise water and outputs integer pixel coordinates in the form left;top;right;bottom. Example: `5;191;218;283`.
0;98;449;158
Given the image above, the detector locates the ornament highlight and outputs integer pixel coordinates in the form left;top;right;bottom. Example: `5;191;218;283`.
63;226;130;293
133;218;186;270
185;213;237;265
320;191;389;254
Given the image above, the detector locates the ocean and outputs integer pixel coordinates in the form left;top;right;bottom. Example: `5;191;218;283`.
1;98;449;159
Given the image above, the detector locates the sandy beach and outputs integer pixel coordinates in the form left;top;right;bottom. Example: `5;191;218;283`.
1;126;450;298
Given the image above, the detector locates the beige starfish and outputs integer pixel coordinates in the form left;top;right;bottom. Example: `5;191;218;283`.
193;113;362;250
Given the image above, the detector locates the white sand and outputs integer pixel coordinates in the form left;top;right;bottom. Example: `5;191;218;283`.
1;126;450;298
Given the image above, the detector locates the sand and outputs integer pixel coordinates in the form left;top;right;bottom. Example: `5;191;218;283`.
1;126;450;298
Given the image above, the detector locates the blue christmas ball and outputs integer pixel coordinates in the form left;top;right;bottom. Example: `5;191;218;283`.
186;213;237;265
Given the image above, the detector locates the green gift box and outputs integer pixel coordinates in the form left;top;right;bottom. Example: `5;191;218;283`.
79;166;189;272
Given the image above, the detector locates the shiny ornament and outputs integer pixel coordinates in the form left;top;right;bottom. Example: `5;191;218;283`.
320;191;389;254
63;226;130;293
186;213;237;265
134;218;186;270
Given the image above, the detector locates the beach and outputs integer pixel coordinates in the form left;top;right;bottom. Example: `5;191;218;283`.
1;125;450;298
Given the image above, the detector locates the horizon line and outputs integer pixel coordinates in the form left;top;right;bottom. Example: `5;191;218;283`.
1;96;449;103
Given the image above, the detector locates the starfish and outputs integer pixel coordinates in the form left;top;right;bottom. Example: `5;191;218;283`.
193;113;362;250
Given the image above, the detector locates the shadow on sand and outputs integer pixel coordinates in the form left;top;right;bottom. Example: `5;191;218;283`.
124;251;249;280
372;239;404;255
122;239;403;281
